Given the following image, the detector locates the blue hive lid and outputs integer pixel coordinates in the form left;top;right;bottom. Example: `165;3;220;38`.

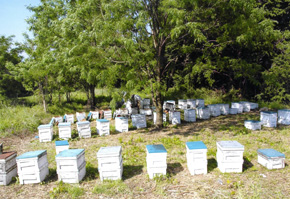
58;122;71;127
56;149;84;157
146;144;167;153
55;140;69;146
244;120;260;123
97;119;109;123
97;146;122;157
279;109;290;112
258;149;285;158
77;121;90;125
186;141;207;150
17;150;46;159
38;124;53;129
217;141;244;149
261;111;277;114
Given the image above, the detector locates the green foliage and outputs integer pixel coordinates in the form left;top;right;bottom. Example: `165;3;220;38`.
49;181;84;199
92;180;129;196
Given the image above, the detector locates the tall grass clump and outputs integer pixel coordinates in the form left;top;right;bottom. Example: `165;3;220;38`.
0;105;51;137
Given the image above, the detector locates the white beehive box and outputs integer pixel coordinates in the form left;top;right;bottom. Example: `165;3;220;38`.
58;122;72;140
187;99;196;109
54;116;63;123
97;146;123;181
16;150;49;184
146;144;167;179
0;151;17;186
76;121;91;138
278;109;290;125
55;140;69;155
186;141;207;175
208;104;221;117
169;111;181;124
56;149;86;183
115;117;128;133
163;102;175;111
196;99;205;108
90;111;99;120
244;120;261;130
131;114;147;129
216;141;244;173
219;104;230;115
65;114;74;124
96;119;110;136
229;108;238;115
76;112;86;122
178;99;187;109
114;109;129;118
38;124;53;142
240;101;251;112
153;112;166;124
231;102;243;113
140;108;153;116
249;102;259;110
196;107;210;119
257;149;285;170
260;111;277;128
142;98;151;109
103;110;112;120
184;109;196;122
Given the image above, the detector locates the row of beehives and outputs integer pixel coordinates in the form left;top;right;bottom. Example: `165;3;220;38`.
244;109;290;130
1;140;285;185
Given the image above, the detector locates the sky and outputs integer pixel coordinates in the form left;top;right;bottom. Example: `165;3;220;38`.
0;0;41;43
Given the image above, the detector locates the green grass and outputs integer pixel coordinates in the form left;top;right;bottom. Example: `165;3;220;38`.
92;180;130;196
49;181;84;199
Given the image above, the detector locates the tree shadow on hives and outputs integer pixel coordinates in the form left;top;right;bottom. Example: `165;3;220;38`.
208;158;217;172
167;162;184;176
243;156;253;171
122;165;143;180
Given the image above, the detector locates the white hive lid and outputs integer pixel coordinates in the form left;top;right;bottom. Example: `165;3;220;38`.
97;146;122;158
217;141;244;151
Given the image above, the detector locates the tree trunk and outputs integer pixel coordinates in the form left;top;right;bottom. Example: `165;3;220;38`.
89;84;95;108
66;92;71;102
39;82;47;113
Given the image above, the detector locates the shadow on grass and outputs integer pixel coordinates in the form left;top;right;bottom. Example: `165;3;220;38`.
44;168;58;183
208;158;217;172
243;156;253;171
84;164;99;181
122;165;143;180
167;162;183;176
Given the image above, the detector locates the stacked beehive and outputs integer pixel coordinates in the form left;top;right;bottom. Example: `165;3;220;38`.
196;107;210;119
163;102;175;111
169;111;181;124
56;149;86;183
139;108;152;116
196;99;205;107
186;141;207;175
231;102;243;113
187;99;196;109
142;98;151;109
208;104;221;117
76;112;86;122
249;102;259;110
97;146;123;181
90;111;99;120
278;109;290;125
257;149;285;170
146;144;167;179
0;151;17;185
131;114;147;128
244;120;261;130
260;111;277;128
16;150;49;184
240;101;251;112
216;141;244;173
229;108;238;115
178;99;187;109
103;110;112;120
58;122;72;140
38;123;53;142
153;112;166;124
219;104;230;115
184;109;196;122
96;119;110;136
115;117;129;133
55;140;69;155
64;114;74;124
76;121;91;138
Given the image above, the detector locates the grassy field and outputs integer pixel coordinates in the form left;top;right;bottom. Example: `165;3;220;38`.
1;91;290;198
